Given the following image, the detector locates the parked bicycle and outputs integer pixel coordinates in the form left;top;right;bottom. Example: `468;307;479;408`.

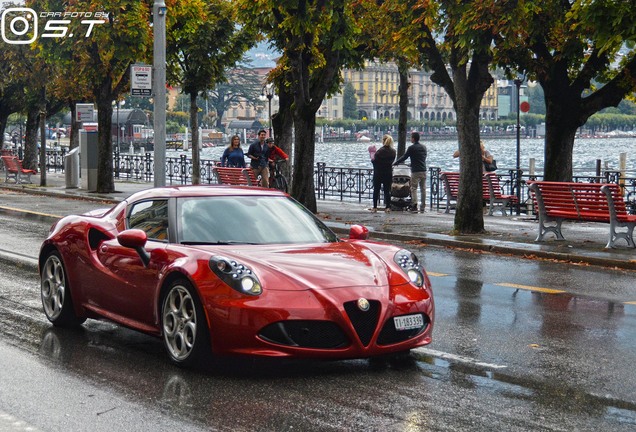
269;159;289;193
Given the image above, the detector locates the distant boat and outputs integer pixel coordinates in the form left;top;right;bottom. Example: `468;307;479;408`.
357;136;371;142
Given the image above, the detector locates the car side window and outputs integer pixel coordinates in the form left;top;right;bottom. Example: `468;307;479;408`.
128;200;169;241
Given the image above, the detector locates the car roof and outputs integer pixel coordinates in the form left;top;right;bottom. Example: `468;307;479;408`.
125;185;287;202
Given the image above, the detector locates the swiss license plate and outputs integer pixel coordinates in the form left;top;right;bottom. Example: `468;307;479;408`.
394;314;424;331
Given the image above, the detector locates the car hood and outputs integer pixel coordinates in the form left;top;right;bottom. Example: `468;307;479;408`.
206;242;393;291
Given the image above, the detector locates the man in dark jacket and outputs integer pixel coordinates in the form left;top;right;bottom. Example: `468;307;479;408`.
247;129;270;187
394;132;427;212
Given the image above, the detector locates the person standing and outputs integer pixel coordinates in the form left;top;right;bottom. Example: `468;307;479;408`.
372;135;397;212
220;135;246;168
247;129;270;187
393;131;427;212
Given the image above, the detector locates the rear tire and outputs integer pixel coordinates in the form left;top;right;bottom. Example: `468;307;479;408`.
161;279;211;368
40;251;86;327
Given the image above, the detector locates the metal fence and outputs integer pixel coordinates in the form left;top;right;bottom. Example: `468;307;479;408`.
42;149;636;214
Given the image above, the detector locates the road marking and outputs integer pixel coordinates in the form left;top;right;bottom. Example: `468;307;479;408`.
0;205;61;219
426;272;448;277
413;347;507;369
495;282;566;294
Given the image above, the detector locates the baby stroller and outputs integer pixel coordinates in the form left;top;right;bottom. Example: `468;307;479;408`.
390;164;412;210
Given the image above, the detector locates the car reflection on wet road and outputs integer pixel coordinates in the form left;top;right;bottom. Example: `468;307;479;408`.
0;237;635;430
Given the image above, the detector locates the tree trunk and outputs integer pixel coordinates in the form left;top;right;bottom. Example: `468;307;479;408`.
451;66;491;234
69;102;79;150
96;99;115;193
272;83;294;183
190;92;200;185
291;111;317;212
39;86;47;186
542;82;580;182
397;62;409;156
23;110;39;171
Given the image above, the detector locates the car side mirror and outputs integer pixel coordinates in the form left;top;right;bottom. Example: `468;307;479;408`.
117;229;150;267
349;224;369;240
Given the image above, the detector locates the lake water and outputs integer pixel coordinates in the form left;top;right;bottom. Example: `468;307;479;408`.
169;137;636;176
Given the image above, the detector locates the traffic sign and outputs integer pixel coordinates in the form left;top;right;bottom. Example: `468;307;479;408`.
75;103;95;122
131;64;152;96
520;101;530;113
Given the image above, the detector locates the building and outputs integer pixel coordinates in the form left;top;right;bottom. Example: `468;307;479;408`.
342;60;499;122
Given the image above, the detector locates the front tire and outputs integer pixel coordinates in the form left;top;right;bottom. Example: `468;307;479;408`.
161;279;210;368
273;174;288;193
41;251;85;327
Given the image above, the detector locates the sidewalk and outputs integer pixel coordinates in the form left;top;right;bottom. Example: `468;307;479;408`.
1;173;635;270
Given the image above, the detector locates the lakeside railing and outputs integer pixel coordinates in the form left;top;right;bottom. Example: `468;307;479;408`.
41;149;636;214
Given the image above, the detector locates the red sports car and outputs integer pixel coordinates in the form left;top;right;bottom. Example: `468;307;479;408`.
39;186;434;367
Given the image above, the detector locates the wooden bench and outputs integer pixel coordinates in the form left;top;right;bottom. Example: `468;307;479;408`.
528;181;636;249
213;167;259;186
483;172;518;216
1;155;36;184
440;172;517;215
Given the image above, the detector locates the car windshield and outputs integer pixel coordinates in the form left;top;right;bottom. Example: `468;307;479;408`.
177;196;339;245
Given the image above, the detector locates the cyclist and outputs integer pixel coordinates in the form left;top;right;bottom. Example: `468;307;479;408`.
266;138;289;191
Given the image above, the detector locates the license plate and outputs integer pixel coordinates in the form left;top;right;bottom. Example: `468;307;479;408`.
393;314;424;331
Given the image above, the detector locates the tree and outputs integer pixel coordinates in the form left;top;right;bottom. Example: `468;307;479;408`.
166;0;255;184
44;0;152;192
238;0;364;212
205;68;263;130
402;0;511;234
342;82;357;119
495;0;636;181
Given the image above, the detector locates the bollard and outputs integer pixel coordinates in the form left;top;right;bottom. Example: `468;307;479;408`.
529;158;535;176
64;147;80;189
619;152;626;187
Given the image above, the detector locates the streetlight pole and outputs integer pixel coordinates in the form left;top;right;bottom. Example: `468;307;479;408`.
261;84;275;138
153;0;167;187
514;78;522;215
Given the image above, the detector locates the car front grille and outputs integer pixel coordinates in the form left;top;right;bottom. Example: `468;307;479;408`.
343;300;381;347
258;321;350;349
377;313;429;345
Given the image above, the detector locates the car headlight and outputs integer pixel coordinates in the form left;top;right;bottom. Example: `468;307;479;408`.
394;249;425;287
209;256;262;296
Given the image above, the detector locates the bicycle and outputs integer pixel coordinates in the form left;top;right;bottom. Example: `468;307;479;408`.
269;159;289;192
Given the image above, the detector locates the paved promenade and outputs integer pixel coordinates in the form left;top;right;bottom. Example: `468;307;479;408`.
1;173;635;270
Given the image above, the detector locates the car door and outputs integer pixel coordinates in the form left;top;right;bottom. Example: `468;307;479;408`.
96;199;171;329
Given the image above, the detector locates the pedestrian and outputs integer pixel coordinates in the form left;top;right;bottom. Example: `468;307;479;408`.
367;144;377;162
372;134;397;213
220;135;246;168
247;129;270;187
453;141;496;172
393;131;427;212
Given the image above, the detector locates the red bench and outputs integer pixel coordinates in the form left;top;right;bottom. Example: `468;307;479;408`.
440;172;517;215
1;155;36;184
213;167;259;186
528;181;636;249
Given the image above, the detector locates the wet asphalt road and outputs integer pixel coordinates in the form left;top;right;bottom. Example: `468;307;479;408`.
1;207;636;430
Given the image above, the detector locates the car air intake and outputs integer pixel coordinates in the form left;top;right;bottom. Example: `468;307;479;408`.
343;300;381;347
258;321;349;349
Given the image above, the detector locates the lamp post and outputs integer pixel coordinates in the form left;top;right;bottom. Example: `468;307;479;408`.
514;78;523;215
153;0;167;187
260;84;275;138
113;100;125;151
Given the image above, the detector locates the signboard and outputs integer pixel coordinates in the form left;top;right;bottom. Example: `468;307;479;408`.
76;103;95;122
131;64;152;96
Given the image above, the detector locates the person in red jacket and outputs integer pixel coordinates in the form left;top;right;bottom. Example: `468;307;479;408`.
266;138;288;163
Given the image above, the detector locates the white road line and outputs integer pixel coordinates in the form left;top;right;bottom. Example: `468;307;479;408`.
413;347;508;369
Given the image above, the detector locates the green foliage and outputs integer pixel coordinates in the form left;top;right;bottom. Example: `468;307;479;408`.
342;82;358;119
